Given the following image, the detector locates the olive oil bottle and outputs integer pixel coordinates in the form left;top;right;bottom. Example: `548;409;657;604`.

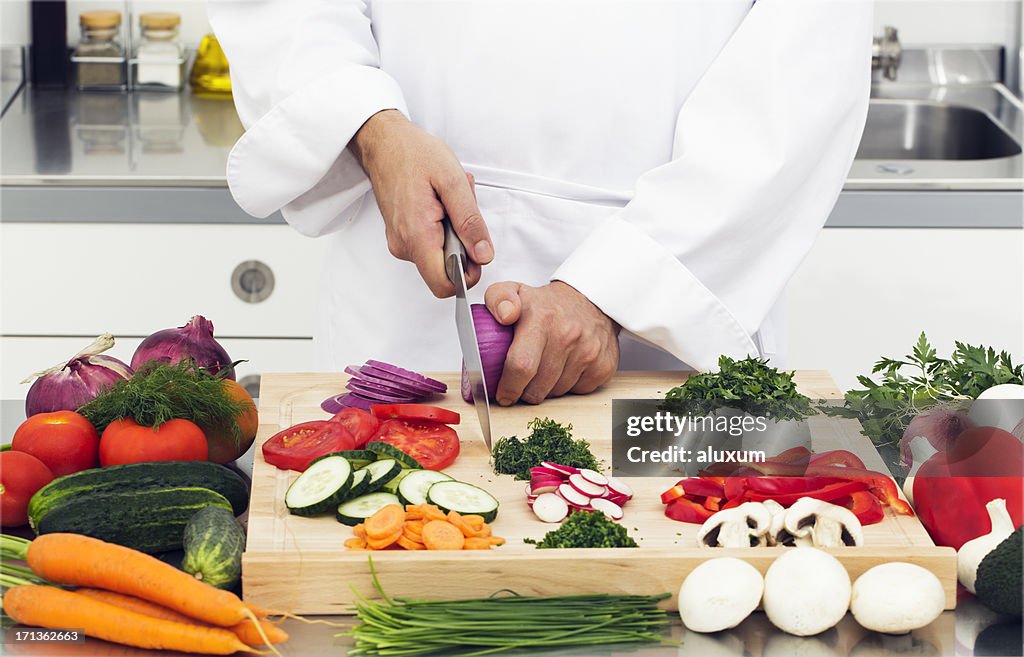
189;33;231;95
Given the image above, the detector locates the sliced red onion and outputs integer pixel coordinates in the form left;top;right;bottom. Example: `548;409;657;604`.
345;380;422;403
344;366;433;396
23;334;133;417
899;407;974;468
364;360;447;392
131;315;235;379
462;304;514;403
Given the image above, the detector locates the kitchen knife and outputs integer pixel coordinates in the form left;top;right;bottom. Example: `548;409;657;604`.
442;216;493;449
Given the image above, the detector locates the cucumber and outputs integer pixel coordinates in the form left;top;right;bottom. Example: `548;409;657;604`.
182;506;245;590
311;449;377;470
344;469;372;501
35;487;232;554
28;461;248;530
336;492;401;526
366;442;422;469
360;459;402;494
427;481;500;523
285;455;352;516
381;469;413;494
397;470;454;506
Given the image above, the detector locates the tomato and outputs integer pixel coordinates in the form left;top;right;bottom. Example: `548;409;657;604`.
198;380;260;464
262;420;356;472
99;418;209;466
370;404;460;425
1;451;55;527
12;410;100;477
373;419;460;470
328;408;381;448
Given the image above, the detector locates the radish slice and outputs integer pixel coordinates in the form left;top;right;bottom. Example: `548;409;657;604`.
532;493;569;523
590;498;624;520
606;476;634;499
531;484;559;495
558;483;591;507
531;474;567;487
605;492;630;506
530;467;569;479
578;469;609;486
568;474;607;497
541;462;579;476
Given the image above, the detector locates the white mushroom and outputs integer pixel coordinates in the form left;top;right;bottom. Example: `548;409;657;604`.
697;502;772;548
763;499;812;547
851;562;946;634
763;547;851;636
677;557;764;633
783;497;864;548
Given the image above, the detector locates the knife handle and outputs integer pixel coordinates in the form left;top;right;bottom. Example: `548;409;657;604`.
442;216;468;284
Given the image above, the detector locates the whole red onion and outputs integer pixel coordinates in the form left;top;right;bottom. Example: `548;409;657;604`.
462;304;514;402
131;315;235;379
899;406;974;468
24;334;133;417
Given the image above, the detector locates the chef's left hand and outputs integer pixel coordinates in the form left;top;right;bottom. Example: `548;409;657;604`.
485;281;620;405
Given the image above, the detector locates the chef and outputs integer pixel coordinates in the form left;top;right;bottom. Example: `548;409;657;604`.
210;0;872;405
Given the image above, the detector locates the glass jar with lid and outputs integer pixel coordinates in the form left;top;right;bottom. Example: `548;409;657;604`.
72;10;127;91
133;12;186;91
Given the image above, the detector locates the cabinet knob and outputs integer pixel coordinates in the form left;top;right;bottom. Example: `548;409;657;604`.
231;260;275;303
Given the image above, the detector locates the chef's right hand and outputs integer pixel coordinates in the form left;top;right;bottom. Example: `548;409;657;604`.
351;109;494;297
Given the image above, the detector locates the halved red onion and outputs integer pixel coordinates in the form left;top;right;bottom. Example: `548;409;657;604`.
899;407;974;468
131;315;235;379
24;334;133;417
461;304;515;403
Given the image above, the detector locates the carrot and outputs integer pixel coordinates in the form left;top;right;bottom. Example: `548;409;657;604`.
462;514;486;527
364;505;405;539
26;534;253;629
345;537;368;550
421;521;466;550
77;588;289;647
489;536;506;546
353;524;367;538
463;537;493;550
366;529;403;550
396;535;425;550
404;507;424;520
3;586;255;655
418;504;447;522
404;520;424;536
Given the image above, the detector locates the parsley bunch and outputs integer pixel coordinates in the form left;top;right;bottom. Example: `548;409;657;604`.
525;510;638;549
663;355;815;421
491;418;600;480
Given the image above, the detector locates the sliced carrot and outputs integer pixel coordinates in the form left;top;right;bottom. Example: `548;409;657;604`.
462;514;486;528
404;520;424;536
463;537;493;550
404;507;424;520
352;524;367;538
475;523;493;538
418;504;447;522
396;535;425;550
366;529;403;550
446;511;476;537
344;537;368;550
402;526;424;541
421;520;466;550
365;504;406;539
488;536;506;546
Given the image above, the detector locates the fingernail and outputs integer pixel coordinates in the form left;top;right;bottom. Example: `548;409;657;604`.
474;240;493;263
497;300;515;323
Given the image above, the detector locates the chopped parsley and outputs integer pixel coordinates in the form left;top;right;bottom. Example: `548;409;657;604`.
491;418;600;480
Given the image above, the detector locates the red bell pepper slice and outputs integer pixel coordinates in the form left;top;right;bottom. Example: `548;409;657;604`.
805;464;913;515
724;476;749;501
743;476;848;495
745;479;869;506
660;484;687;505
839;490;885;525
665;497;715;523
809;449;866;469
764;446;813;464
703;496;722;512
681;477;726;499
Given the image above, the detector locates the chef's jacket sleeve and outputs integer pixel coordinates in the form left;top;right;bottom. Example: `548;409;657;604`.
551;0;872;371
208;0;407;235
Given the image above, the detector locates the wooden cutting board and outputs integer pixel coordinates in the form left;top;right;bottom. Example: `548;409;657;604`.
243;371;956;614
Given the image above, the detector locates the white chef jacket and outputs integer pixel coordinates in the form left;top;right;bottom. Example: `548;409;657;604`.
209;0;872;374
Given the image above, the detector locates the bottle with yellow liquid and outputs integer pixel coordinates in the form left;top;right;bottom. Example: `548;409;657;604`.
190;33;231;95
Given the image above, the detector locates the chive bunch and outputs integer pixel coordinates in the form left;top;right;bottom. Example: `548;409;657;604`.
343;563;674;656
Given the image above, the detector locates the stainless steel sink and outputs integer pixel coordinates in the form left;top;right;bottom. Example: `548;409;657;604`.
856;100;1021;160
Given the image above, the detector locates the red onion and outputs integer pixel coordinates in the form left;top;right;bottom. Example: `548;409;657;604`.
23;334;132;417
462;304;514;402
899;406;974;468
131;315;235;379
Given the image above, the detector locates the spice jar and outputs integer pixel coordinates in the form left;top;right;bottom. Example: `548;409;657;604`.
72;10;127;91
133;12;186;91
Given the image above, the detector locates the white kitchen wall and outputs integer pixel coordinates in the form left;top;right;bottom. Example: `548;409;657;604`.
875;0;1021;46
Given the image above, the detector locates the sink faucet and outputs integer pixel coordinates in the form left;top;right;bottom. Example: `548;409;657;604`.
873;26;902;81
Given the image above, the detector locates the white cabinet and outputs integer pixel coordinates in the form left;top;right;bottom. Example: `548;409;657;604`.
786;228;1024;393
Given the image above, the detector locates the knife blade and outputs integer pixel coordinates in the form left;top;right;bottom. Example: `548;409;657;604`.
442;216;493;449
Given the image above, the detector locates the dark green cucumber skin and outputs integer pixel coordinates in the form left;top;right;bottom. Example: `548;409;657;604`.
28;461;248;530
365;442;422;469
427;483;499;523
344;471;371;501
310;450;377;470
182;506;246;590
360;460;402;495
36;487;233;554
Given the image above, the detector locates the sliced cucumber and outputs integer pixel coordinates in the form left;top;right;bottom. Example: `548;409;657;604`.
427;481;500;523
360;459;402;494
344;469;371;501
398;470;454;506
335;492;401;526
366;442;422;469
310;449;377;470
381;468;413;494
285;456;352;516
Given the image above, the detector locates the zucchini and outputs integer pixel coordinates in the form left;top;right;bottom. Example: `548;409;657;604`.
336;492;401;526
285;455;352;516
311;449;377;470
360;459;402;494
35;487;232;554
427;481;500;523
28;461;248;530
397;470;453;506
182;506;245;590
366;442;422;469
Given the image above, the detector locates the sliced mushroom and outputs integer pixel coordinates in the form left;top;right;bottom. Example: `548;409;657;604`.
783;497;864;548
763;499;811;547
697;502;772;548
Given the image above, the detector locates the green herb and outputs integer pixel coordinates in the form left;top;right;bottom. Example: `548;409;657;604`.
492;418;600;480
525;510;638;549
663;355;814;421
343;558;672;656
824;332;1023;447
78;359;245;441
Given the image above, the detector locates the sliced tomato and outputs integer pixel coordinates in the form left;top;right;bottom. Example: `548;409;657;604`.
328;408;381;448
372;418;460;470
262;420;356;472
370;404;460;425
